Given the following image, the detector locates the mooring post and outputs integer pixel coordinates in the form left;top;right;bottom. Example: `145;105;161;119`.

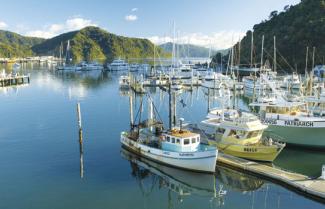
76;102;84;178
77;102;82;130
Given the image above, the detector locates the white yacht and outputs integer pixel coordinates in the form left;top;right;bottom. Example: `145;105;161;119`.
79;61;104;71
107;59;129;71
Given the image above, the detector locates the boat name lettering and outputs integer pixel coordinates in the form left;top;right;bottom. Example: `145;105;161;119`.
179;153;194;156
284;120;314;127
263;119;277;125
244;148;257;152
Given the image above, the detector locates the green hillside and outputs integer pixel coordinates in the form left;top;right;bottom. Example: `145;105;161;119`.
32;26;167;62
212;0;325;73
0;30;44;57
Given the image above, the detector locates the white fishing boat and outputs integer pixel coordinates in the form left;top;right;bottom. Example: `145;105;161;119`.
119;75;130;89
107;59;129;71
120;87;218;173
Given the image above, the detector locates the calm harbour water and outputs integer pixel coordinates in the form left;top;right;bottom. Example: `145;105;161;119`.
0;63;324;209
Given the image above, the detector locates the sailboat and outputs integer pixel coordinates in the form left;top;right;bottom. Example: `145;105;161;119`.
120;85;218;173
56;40;81;71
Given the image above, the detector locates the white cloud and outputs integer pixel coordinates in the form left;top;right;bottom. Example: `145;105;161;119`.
148;31;245;50
25;17;97;38
131;8;138;12
125;15;138;22
0;21;8;29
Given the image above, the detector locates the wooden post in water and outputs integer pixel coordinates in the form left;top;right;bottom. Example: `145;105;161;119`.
76;102;84;179
77;103;82;130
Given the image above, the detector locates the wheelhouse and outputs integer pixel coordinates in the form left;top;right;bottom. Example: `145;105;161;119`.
161;129;201;152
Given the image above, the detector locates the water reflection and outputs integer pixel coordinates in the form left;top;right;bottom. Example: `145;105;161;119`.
121;148;267;207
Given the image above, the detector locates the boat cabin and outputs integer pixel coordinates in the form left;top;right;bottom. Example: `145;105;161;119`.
161;129;200;152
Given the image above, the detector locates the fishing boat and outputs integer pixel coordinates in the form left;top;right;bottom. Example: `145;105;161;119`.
120;86;218;173
199;108;285;162
119;75;130;89
250;97;325;149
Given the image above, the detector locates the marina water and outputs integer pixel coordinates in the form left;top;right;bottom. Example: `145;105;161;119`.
0;64;324;208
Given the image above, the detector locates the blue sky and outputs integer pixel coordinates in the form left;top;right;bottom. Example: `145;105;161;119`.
0;0;300;49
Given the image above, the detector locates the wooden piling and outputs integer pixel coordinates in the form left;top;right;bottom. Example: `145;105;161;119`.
77;102;82;130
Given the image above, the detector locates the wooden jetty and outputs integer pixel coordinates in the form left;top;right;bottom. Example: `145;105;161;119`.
0;75;30;87
217;153;325;203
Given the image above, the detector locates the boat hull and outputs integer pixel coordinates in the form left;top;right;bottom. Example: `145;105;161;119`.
121;134;218;173
265;124;325;148
210;141;283;162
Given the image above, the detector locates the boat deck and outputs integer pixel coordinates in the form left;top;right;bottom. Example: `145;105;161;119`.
217;153;325;203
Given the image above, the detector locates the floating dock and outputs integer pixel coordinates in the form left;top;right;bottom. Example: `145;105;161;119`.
217;153;325;203
0;75;30;87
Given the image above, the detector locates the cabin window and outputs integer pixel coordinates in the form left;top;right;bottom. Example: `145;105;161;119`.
228;130;237;137
176;139;180;144
191;138;196;143
172;138;175;143
184;139;190;145
217;128;225;134
166;136;170;142
236;130;247;139
247;131;259;138
197;137;200;143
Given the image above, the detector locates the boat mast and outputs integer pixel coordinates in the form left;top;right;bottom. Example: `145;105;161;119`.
260;35;264;71
274;36;277;72
259;35;265;98
250;31;254;69
305;47;309;76
172;21;176;68
66;40;71;65
129;90;134;129
168;83;176;130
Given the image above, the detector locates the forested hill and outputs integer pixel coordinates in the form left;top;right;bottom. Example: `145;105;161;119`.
0;30;44;57
32;26;167;62
212;0;325;73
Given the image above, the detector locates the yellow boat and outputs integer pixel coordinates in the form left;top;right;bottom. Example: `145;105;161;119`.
200;108;285;162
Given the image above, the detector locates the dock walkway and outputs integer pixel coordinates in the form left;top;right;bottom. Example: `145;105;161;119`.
217;153;325;202
0;75;30;87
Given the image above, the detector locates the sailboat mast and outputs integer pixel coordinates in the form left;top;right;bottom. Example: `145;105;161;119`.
172;21;176;68
169;83;172;130
129;90;134;129
250;31;254;69
274;36;277;72
260;35;264;70
305;47;309;75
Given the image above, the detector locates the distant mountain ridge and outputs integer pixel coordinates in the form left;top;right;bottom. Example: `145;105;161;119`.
0;26;167;62
159;42;219;58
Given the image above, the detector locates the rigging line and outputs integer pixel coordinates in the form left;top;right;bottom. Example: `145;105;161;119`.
147;93;164;125
261;49;286;73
